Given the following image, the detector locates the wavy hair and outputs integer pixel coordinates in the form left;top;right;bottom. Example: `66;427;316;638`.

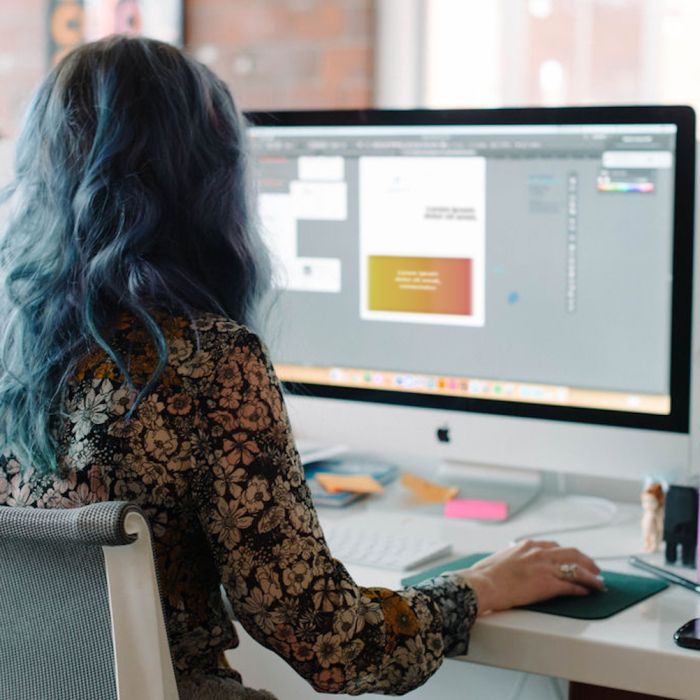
0;36;270;474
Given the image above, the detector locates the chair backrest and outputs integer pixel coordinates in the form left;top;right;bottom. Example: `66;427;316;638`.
0;502;179;700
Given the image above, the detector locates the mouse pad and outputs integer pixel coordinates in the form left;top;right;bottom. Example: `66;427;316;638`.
401;553;669;620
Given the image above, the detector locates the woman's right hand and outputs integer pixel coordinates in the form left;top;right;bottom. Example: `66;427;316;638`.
453;539;606;614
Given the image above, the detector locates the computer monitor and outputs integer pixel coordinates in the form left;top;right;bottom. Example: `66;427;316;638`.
246;106;696;488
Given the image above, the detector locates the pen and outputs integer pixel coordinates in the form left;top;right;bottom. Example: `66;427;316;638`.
628;556;700;594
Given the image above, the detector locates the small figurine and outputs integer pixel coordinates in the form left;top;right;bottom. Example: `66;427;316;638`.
641;482;665;553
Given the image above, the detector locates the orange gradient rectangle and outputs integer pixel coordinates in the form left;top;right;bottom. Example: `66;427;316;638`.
368;256;472;315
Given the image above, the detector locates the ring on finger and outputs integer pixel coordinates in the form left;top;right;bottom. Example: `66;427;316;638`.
559;562;578;579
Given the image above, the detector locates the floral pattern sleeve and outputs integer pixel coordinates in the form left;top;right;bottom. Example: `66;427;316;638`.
188;322;478;695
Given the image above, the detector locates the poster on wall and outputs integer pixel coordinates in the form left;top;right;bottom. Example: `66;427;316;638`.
48;0;183;67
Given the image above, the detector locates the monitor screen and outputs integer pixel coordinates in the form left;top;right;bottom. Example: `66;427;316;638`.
247;107;694;444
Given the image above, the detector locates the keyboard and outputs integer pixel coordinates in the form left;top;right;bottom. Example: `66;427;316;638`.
324;523;453;571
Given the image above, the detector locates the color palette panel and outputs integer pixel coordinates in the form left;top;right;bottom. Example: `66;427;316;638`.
597;180;655;193
368;256;472;315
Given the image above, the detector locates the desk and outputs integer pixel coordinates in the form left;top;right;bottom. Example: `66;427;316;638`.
228;491;700;700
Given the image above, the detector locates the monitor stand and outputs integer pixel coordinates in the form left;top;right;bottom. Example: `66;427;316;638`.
434;460;543;521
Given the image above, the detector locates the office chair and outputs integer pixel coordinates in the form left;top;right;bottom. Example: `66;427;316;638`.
0;501;179;700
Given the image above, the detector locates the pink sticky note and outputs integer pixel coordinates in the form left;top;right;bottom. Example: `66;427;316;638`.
444;498;509;521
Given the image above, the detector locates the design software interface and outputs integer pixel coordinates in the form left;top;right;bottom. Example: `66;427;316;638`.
248;122;677;415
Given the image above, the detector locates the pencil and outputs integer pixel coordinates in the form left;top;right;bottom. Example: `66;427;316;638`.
629;556;700;594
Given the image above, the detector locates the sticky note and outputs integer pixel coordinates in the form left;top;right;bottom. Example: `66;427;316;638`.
401;473;459;503
316;473;384;494
444;499;509;521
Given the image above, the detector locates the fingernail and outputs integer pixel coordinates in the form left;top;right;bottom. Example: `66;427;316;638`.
596;575;605;581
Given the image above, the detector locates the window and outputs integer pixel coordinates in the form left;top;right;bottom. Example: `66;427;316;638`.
378;0;700;112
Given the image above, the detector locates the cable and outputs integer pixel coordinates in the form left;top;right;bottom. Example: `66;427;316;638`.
505;672;529;700
549;676;566;700
511;495;619;545
505;673;566;700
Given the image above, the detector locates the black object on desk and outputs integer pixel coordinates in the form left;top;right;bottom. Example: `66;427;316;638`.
402;553;668;619
663;485;698;567
674;619;700;650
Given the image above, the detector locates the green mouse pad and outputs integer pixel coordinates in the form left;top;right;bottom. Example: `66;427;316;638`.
401;553;669;620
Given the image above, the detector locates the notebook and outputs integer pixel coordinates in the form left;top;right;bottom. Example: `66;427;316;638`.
305;457;399;507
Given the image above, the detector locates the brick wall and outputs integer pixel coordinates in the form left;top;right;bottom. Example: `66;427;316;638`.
185;0;375;112
0;0;375;141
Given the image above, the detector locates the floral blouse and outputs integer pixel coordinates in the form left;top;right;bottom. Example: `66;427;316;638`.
0;313;478;695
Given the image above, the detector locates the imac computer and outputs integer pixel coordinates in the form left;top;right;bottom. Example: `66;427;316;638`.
246;106;696;502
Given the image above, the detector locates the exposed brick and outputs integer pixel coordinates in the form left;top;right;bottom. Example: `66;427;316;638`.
0;0;375;138
274;84;337;110
321;45;372;86
288;2;346;41
241;45;321;82
336;83;373;108
186;0;374;110
343;2;374;41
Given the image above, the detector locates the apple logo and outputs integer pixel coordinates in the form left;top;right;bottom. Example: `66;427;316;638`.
436;425;450;443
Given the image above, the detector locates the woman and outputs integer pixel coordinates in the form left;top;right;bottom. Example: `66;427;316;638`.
0;37;603;698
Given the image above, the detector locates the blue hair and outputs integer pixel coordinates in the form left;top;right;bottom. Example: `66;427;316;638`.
0;36;270;474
